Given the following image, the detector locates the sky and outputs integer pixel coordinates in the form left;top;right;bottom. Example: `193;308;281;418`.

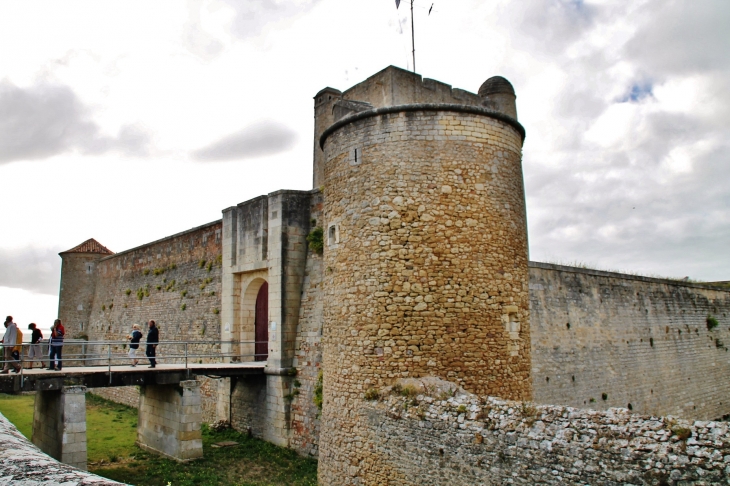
0;0;728;330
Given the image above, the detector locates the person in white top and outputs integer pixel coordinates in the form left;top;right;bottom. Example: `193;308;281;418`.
1;316;21;374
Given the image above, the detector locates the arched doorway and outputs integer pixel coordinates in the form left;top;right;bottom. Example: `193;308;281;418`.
255;282;268;361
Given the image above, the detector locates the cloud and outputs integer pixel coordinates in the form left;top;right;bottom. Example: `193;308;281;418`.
0;246;63;296
503;0;730;280
223;0;323;39
0;80;152;164
191;120;298;161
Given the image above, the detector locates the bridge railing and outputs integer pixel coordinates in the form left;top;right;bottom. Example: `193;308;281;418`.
0;340;267;383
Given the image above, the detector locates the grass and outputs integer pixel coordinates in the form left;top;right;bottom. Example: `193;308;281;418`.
0;393;137;463
0;393;317;486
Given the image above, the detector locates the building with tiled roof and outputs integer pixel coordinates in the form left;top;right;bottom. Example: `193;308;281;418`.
59;238;113;256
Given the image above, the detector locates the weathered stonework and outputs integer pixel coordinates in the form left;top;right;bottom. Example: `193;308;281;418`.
360;377;730;485
318;101;530;483
530;262;730;420
137;380;203;462
32;385;88;470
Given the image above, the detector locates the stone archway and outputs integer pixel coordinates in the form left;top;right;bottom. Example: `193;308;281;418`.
239;277;268;362
254;282;269;361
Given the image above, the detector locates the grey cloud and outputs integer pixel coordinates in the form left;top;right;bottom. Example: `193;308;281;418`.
0;81;152;164
511;0;730;280
624;0;730;76
191;121;298;161
0;247;62;296
224;0;323;39
505;0;600;54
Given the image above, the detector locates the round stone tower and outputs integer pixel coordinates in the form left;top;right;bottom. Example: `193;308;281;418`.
317;77;529;484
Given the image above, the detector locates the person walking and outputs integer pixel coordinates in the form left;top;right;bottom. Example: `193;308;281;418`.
127;324;143;367
1;316;21;374
27;323;43;369
146;320;159;368
48;319;65;371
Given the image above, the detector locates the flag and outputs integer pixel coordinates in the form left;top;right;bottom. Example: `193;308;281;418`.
396;0;401;8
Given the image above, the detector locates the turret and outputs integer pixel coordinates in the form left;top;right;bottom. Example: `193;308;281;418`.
312;87;342;189
317;74;529;484
479;75;518;120
58;239;113;338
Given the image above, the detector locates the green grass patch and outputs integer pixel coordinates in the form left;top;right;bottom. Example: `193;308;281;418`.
94;425;317;486
0;393;317;485
0;393;138;463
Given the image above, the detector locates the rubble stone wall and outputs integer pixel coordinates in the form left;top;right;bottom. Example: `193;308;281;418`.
362;378;730;486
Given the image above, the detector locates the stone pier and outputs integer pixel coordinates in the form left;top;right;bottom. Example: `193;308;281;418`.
136;380;203;462
32;385;88;470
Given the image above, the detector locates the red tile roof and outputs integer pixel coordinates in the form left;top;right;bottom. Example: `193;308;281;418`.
59;238;114;255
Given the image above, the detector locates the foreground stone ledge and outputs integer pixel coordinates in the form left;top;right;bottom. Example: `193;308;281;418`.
0;412;124;485
361;377;730;486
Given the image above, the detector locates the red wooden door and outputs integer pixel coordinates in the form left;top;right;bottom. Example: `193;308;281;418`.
255;282;269;361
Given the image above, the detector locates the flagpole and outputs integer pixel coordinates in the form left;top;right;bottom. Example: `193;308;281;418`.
410;0;416;73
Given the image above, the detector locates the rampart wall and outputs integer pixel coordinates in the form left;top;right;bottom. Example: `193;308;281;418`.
530;262;730;421
84;221;224;422
358;378;730;485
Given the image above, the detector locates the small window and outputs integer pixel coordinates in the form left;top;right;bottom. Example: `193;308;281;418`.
86;263;93;274
328;224;339;246
350;148;362;166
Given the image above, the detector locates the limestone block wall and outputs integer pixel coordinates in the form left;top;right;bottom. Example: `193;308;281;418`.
530;262;730;421
87;220;223;351
359;379;730;486
32;386;88;470
230;375;267;436
137;380;203;462
85;220;223;421
318;106;529;483
1;411;121;485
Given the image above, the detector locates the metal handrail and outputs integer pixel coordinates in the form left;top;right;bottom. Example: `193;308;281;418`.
0;340;269;387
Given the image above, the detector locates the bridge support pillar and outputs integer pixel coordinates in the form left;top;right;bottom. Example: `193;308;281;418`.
137;380;203;462
32;385;87;470
263;371;292;447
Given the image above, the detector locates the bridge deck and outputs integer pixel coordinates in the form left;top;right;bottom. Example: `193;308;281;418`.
0;362;266;393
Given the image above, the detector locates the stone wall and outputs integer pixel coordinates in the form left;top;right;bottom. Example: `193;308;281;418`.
32;386;88;470
318;105;529;483
83;220;223;421
289;190;324;456
530;262;730;421
137;381;203;462
359;378;730;486
0;411;122;485
88;220;222;348
58;252;105;339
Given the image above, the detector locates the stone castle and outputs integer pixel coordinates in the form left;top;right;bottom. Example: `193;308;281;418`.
57;66;730;484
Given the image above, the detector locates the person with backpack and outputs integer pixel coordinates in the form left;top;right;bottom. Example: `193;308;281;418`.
1;316;21;374
127;324;143;367
27;323;43;369
48;319;65;371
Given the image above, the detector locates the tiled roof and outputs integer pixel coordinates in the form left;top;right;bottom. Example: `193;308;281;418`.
59;239;114;255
